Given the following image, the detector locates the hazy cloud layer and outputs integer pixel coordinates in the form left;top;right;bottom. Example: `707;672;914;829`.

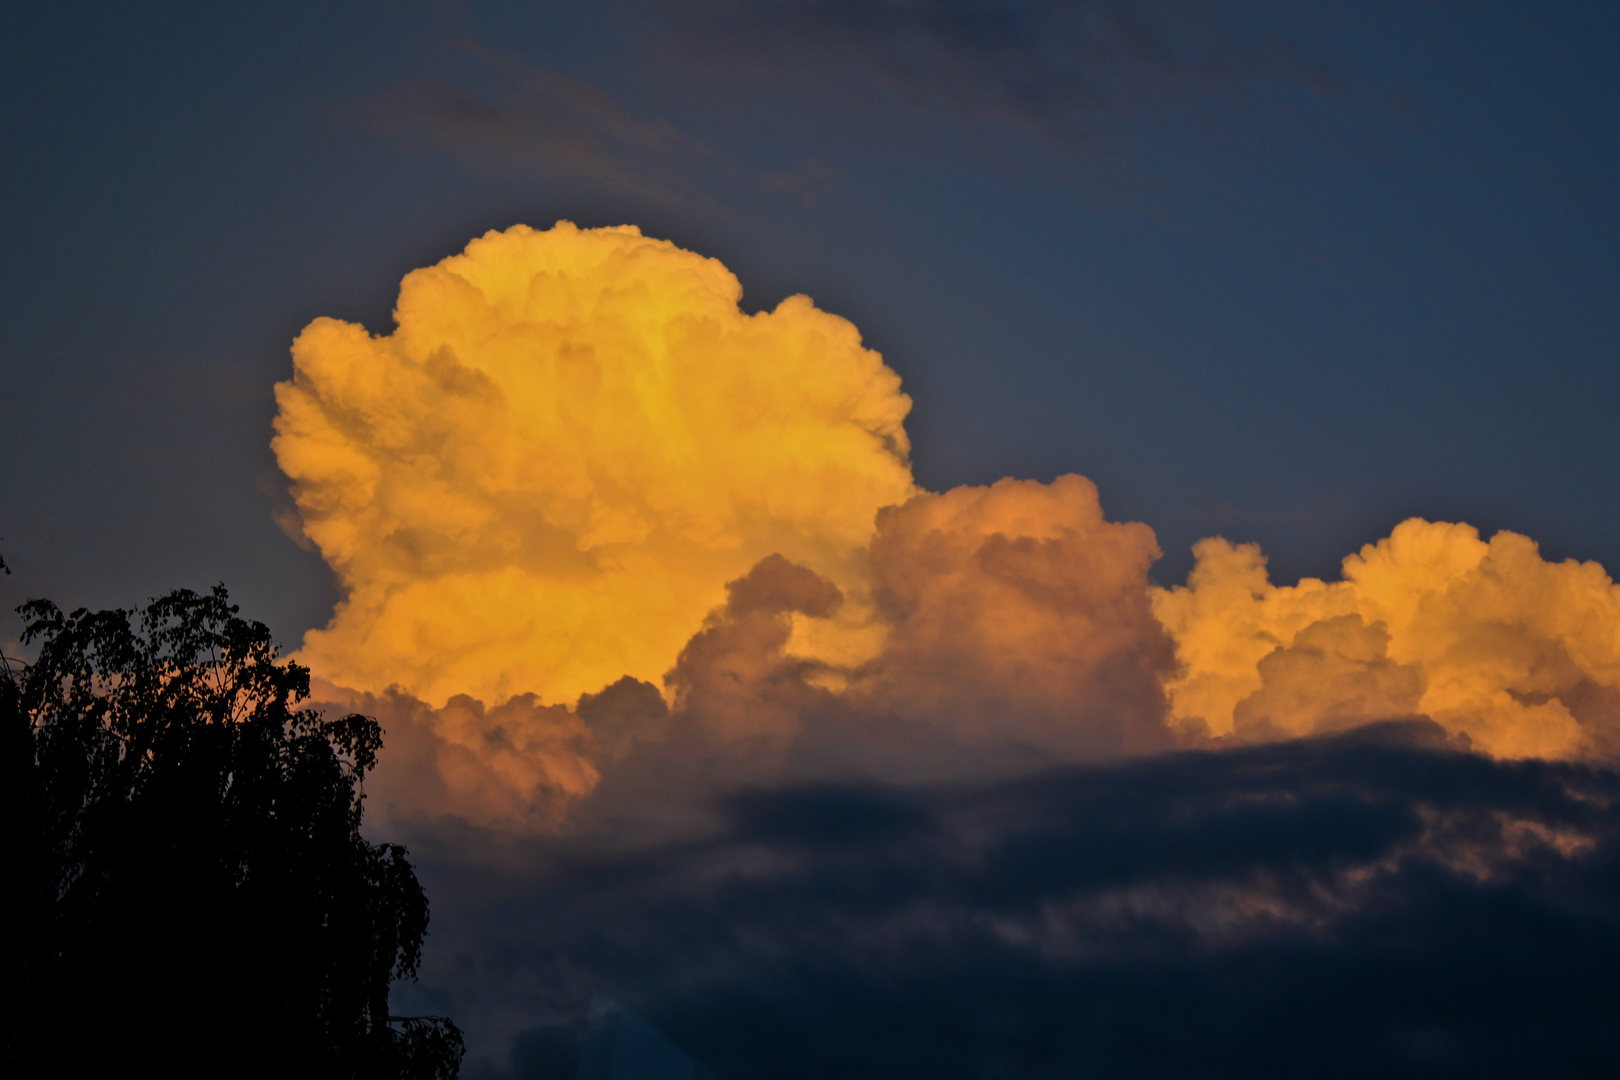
392;725;1620;1078
652;0;1342;147
358;42;713;207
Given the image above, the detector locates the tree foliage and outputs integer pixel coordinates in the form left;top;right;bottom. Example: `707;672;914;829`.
2;586;462;1077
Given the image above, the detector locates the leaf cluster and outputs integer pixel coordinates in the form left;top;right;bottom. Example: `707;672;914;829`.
2;586;461;1078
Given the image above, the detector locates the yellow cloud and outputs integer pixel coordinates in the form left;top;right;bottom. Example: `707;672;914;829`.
278;223;1620;832
1152;519;1620;758
274;222;916;708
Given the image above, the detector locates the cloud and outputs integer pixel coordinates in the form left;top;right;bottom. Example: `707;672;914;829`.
276;225;1620;838
655;475;1176;769
321;508;1620;836
393;727;1620;1078
763;159;847;207
356;42;712;208
1152;519;1620;758
652;0;1343;149
312;678;602;830
334;467;1180;830
665;553;844;750
274;222;917;709
266;223;1620;1072
847;475;1174;758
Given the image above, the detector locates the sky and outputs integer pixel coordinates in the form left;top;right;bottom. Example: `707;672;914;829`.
5;3;1620;1077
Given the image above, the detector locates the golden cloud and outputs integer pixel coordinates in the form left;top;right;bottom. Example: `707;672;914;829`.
274;222;916;708
1152;519;1620;758
277;225;1620;829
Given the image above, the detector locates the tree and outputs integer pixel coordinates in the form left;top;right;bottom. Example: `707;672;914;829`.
2;586;463;1078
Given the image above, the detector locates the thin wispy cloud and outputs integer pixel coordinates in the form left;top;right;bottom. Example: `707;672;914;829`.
355;42;716;210
651;0;1346;149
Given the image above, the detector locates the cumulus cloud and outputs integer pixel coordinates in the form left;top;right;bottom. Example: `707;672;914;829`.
336;467;1180;829
666;553;844;750
276;223;1620;842
655;476;1176;764
270;224;1620;1072
1153;518;1620;758
274;222;916;710
848;475;1174;758
311;678;602;830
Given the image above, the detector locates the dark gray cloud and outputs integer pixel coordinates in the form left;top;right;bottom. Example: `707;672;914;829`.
651;0;1344;147
394;722;1620;1078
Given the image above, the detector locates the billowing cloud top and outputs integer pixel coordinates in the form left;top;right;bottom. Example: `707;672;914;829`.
275;223;1620;834
274;222;916;708
851;475;1173;757
1154;519;1620;758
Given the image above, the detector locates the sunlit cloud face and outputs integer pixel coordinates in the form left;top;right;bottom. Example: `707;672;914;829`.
275;224;1620;833
274;222;916;710
1153;519;1620;758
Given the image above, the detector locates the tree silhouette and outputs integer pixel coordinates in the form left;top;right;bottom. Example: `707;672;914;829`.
2;586;462;1078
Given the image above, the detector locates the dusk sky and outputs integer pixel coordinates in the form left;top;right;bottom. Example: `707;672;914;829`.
6;3;1620;1077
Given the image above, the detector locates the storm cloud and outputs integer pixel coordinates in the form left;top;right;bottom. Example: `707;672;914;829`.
394;723;1620;1078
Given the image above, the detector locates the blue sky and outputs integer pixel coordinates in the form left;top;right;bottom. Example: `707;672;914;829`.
4;1;1617;638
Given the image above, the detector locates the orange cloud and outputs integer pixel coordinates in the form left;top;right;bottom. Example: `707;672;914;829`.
666;553;844;750
1152;519;1620;758
274;222;916;709
277;225;1620;831
311;679;600;830
656;476;1177;769
848;475;1175;758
